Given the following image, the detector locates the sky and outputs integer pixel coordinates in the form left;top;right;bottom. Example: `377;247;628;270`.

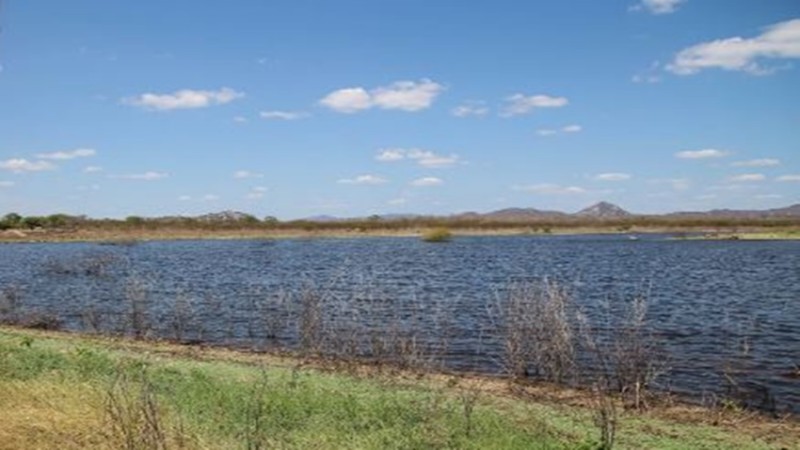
0;0;798;219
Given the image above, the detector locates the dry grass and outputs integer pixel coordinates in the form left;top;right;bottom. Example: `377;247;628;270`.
0;380;107;449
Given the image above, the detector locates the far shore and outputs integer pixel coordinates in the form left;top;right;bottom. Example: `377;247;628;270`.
1;225;799;244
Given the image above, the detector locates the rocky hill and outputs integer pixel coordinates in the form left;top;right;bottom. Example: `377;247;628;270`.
574;202;632;218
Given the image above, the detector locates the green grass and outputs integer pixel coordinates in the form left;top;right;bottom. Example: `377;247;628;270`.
0;328;795;449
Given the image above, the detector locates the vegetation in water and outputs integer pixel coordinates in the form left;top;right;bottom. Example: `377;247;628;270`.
421;227;453;242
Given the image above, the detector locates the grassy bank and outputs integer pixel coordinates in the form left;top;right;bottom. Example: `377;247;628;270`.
2;224;800;244
0;327;796;449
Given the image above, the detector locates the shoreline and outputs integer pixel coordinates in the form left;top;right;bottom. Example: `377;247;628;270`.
1;225;798;244
1;325;797;449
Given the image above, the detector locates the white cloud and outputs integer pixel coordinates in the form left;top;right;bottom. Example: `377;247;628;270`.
178;195;192;201
37;148;96;160
371;80;444;111
630;0;685;15
319;87;372;113
731;158;780;167
0;158;56;173
375;149;406;162
675;148;730;159
412;152;460;169
124;87;244;111
320;79;444;113
233;116;248;123
593;173;632;181
0;181;14;188
729;173;765;182
667;19;800;75
202;194;220;202
337;174;388;185
451;102;488;117
537;124;582;136
259;110;308;120
410;177;444;187
501;94;568;117
83;166;103;173
375;148;460;168
113;171;168;181
514;183;587;195
233;170;264;179
777;174;800;182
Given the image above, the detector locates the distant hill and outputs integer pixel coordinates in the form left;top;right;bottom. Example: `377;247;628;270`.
667;203;800;218
182;202;800;224
575;202;632;218
484;207;567;221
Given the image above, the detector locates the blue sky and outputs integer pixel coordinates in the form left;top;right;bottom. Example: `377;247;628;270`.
0;0;798;219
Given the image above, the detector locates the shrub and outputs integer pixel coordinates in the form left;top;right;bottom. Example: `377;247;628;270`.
421;227;452;242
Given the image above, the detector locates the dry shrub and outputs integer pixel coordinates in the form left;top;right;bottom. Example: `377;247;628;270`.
105;366;167;450
0;285;22;325
500;279;575;383
125;277;151;340
578;293;665;410
298;285;323;356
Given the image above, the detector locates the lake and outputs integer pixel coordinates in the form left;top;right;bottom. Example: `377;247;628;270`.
0;235;798;413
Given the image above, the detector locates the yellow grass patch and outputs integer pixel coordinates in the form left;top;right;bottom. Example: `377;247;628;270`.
0;380;108;450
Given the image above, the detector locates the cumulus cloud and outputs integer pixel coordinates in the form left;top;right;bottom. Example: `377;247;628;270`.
536;129;558;137
593;173;632;181
675;148;730;159
259;110;309;120
113;171;168;181
410;177;444;187
375;148;460;168
501;94;568;117
37;148;96;160
667;19;800;75
337;174;388;185
451;101;489;117
731;158;780;167
0;158;56;173
233;116;248;123
320;79;444;113
630;0;685;15
514;183;587;195
777;174;800;182
562;124;582;133
233;170;264;179
729;173;765;182
124;87;244;111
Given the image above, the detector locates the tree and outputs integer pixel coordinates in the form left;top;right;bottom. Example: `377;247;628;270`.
1;212;22;228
